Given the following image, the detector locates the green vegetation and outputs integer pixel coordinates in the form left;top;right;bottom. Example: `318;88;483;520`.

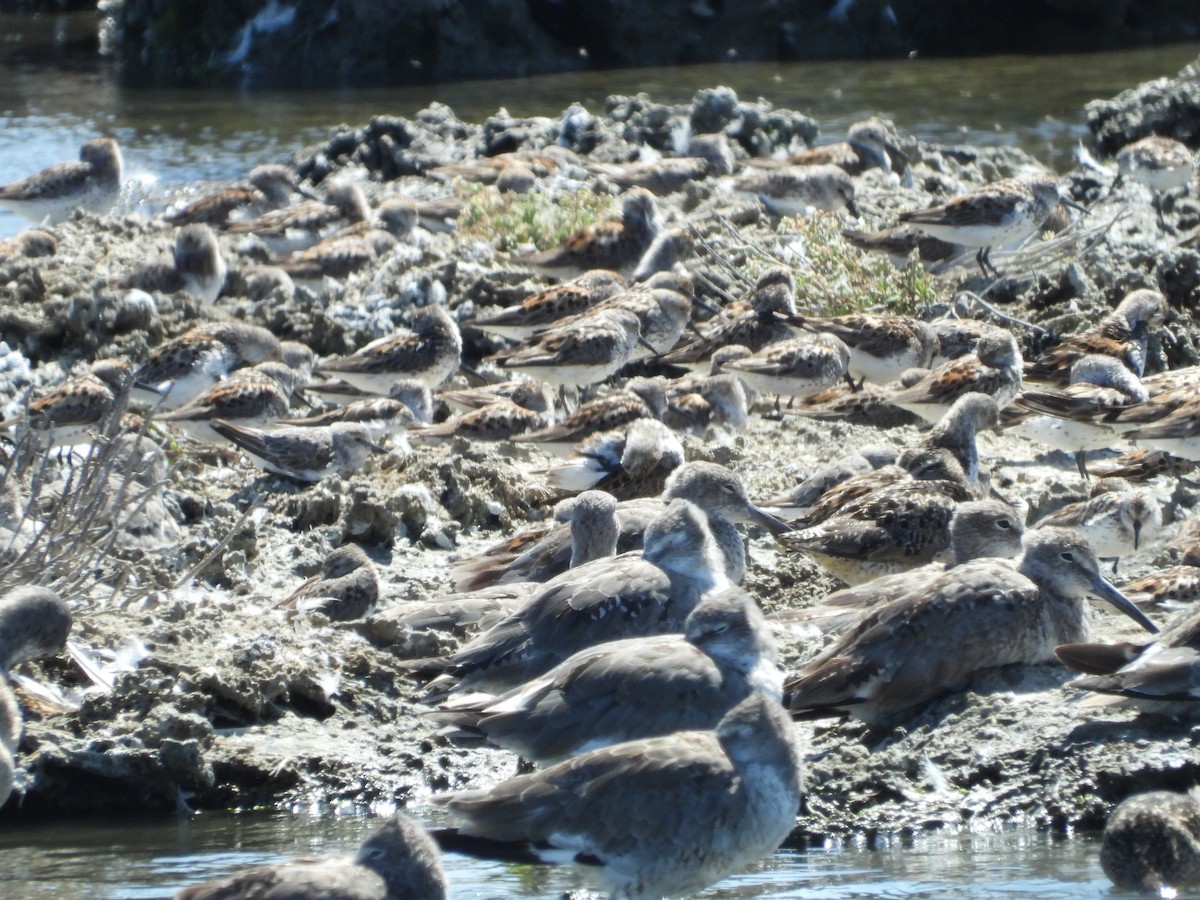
457;182;614;253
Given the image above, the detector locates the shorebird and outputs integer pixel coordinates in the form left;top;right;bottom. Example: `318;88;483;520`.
1099;790;1200;895
1007;354;1146;478
174;813;448;900
211;420;383;483
131;322;281;410
1057;601;1200;714
783;527;1158;726
435;585;780;764
121;224;228;307
928;318;999;366
0;137;123;224
779;456;973;586
282;381;432;444
513;187;660;276
751;118;908;176
411;389;554;443
841;225;962;268
1025;288;1167;384
593;271;694;358
761;444;899;520
665;372;750;432
0;586;72;806
432;693;801;900
795;313;937;387
0;228;56;260
629;228;694;282
416;499;732;698
542;417;685;500
732;164;860;217
448;461;789;591
1033;480;1161;573
772;499;1024;637
659;267;801;369
721;333;851;400
224;182;370;251
156;361;299;444
781;369;926;430
163;163;311;227
464;269;628;341
315;304;462;393
888;329;1023;424
0;358;130;447
277;228;397;281
898;174;1083;277
277;544;380;621
489;307;648;389
1115;135;1197;227
913;392;1000;497
512;377;665;455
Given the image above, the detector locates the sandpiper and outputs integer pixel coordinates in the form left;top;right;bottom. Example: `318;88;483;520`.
513;377;665;454
1057;600;1196;715
761;444;899;519
0;137;123;224
225;182;370;253
211;419;383;483
0;358;130;447
888;329;1023;424
124;224;228;307
131;322;282;410
0;228;56;260
1033;480;1162;572
489;307;647;389
722;332;851;400
464;269;628;341
315;304;462;393
594;271;694;357
898;174;1081;277
1007;354;1146;478
630;227;694;282
780;456;972;585
0;586;72;806
773;499;1024;637
436;585;779;764
1026;288;1167;385
412;392;553;443
732;164;859;217
1115;135;1197;227
1099;790;1200;896
761;118;908;176
174;813;447;900
156;361;299;444
928;318;1000;366
659;267;801;369
542;417;685;500
449;461;789;592
432;693;801;900
841;224;962;268
796;313;938;387
278;543;380;621
664;372;750;432
914;392;1000;497
417;499;732;697
163;163;310;227
281;384;432;444
277;228;397;281
588;134;734;194
783;527;1157;726
783;376;925;429
513;187;660;276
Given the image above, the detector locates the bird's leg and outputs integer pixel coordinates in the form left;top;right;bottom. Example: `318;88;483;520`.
1075;450;1090;481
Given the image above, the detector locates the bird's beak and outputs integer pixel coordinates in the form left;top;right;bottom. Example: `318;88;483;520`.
846;198;862;219
1060;196;1090;216
370;443;389;455
296;183;321;201
637;334;660;356
1132;520;1142;552
885;140;910;166
1089;573;1160;634
744;502;794;536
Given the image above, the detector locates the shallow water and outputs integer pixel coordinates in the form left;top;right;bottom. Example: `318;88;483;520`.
2;12;1200;896
0;11;1198;238
0;808;1157;899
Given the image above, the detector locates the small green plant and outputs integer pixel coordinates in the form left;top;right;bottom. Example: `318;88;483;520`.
457;181;613;253
782;214;940;317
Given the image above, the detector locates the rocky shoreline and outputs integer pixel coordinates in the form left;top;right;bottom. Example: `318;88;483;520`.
1;57;1199;846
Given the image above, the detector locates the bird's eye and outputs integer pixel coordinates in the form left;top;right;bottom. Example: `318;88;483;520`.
997;519;1012;530
721;483;737;494
1061;551;1075;562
